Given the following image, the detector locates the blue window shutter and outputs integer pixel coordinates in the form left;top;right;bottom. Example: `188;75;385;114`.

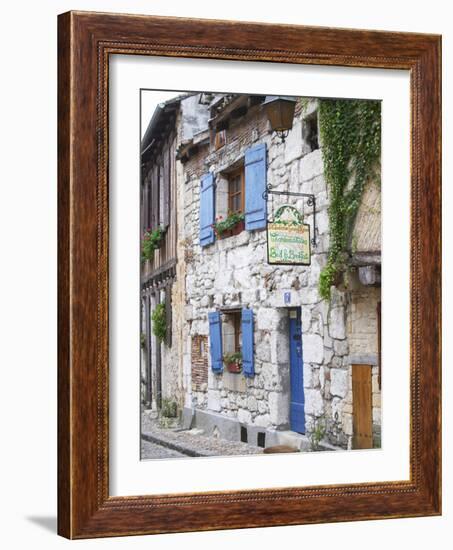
245;143;267;230
208;311;223;373
199;173;215;246
241;308;255;377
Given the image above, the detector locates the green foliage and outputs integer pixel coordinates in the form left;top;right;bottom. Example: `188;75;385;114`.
309;415;327;451
318;99;381;299
141;226;165;262
223;351;242;366
151;302;167;342
299;97;310;113
212;211;245;236
318;263;338;301
161;398;178;418
272;204;304;226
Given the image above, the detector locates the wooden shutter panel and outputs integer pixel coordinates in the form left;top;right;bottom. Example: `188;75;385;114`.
165;285;172;347
151;165;159;230
147;179;152;229
141;183;147;232
144;295;152;403
245;143;267;230
162;147;171;228
208;311;223;373
241;308;255;377
158;162;165;226
144;179;151;231
199;173;215;247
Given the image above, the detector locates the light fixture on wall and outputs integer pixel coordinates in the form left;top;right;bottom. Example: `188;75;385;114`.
263;95;297;143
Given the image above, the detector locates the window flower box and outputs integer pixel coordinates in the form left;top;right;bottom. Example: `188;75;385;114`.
223;352;242;374
219;219;245;239
212;212;245;239
141;226;165;262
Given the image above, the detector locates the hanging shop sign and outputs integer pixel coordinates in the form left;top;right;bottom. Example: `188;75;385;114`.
267;205;311;266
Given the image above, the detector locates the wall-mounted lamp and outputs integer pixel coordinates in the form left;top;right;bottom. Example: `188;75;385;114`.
263;95;297;143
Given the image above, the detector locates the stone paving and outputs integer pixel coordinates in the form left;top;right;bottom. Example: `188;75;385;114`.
141;415;263;459
141;438;187;460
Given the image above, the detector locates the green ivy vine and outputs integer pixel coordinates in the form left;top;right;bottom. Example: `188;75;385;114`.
151;302;167;342
318;98;381;299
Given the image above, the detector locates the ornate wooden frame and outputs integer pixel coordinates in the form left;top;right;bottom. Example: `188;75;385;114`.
58;11;441;539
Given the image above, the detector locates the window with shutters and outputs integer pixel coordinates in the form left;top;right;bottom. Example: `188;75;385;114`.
208;144;267;244
208;308;255;377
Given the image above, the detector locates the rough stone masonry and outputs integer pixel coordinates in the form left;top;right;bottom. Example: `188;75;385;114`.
141;93;381;452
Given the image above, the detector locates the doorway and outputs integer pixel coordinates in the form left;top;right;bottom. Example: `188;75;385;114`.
352;364;373;449
289;308;305;433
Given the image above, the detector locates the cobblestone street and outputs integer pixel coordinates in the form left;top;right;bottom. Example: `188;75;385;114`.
141;437;187;459
141;415;263;459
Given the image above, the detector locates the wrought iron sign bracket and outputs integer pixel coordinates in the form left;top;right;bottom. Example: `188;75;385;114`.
263;184;317;246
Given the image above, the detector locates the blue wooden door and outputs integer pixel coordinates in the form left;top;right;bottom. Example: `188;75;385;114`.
289;309;305;433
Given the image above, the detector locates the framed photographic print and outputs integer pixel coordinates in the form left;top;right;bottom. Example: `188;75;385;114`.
58;11;441;539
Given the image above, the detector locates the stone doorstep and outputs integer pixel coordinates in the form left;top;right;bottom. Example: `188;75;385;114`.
268;430;340;452
142;426;341;458
182;408;343;453
141;431;212;458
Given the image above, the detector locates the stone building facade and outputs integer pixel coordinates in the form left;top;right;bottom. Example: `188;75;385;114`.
140;94;209;412
141;92;381;451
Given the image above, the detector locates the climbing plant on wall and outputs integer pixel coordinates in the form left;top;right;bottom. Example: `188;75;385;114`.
318;98;381;300
151;302;167;342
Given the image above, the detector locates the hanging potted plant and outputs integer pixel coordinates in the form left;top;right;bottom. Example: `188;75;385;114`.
223;351;242;373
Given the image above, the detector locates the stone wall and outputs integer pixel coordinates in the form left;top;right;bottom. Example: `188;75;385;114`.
181;97;371;447
133;94;384;451
160;285;183;405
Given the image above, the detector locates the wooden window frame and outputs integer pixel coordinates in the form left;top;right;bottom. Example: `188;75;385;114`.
223;310;242;354
221;310;243;375
227;165;245;215
58;11;441;538
214;129;226;150
233;312;241;353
